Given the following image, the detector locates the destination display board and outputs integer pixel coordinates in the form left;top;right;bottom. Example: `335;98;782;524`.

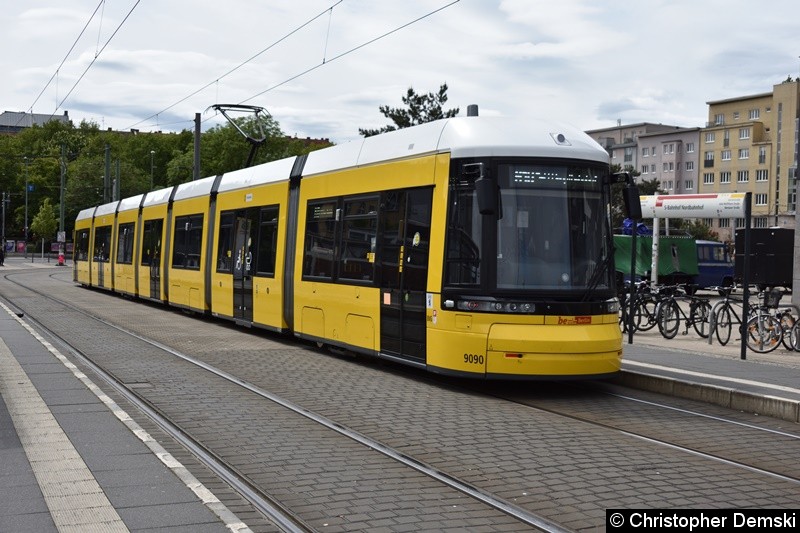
639;193;747;219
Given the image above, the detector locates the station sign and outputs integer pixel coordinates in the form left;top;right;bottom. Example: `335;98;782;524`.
639;193;747;219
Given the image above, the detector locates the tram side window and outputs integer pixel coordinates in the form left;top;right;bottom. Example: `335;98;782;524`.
256;206;279;277
93;225;112;262
303;201;338;279
141;219;163;266
216;212;234;272
338;197;378;282
172;214;204;269
75;230;90;261
116;222;135;264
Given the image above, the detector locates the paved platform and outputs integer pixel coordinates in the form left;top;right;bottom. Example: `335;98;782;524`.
0;295;248;532
1;256;799;530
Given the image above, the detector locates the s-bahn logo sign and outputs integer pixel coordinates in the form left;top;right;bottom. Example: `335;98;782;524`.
639;193;747;219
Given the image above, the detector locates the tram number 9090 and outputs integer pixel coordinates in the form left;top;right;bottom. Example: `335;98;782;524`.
463;353;485;365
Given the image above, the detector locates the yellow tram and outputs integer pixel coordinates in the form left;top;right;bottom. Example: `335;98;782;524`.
74;115;627;379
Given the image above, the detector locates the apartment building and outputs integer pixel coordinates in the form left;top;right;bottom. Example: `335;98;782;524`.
698;79;799;242
637;128;701;195
585;122;682;177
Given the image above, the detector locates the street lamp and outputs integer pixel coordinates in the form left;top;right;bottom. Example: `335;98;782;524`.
150;150;155;190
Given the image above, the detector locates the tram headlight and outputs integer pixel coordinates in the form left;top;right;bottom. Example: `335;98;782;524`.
606;298;619;314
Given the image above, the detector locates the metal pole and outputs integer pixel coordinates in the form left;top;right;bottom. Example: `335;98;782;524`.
150;150;155;190
24;156;28;260
194;113;201;180
60;145;66;262
2;191;5;256
740;192;752;360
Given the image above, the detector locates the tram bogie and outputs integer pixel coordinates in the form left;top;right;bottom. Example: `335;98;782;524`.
73;115;637;379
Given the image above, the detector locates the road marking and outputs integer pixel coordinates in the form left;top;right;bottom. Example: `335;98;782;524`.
0;302;251;533
625;360;800;397
0;333;129;531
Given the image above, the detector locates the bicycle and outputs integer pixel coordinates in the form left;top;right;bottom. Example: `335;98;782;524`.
744;288;786;354
710;285;745;346
618;280;657;333
656;285;712;339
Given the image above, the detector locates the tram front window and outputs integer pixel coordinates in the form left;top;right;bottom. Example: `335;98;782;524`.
496;163;610;291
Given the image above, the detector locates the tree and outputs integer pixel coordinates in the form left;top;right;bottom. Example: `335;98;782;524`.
610;166;658;231
680;219;719;241
30;198;58;254
359;83;459;137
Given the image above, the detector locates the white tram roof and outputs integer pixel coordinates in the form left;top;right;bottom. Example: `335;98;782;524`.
172;174;217;202
217;156;296;193
142;186;174;208
75;207;96;221
117;193;144;213
302;116;608;177
94;201;119;217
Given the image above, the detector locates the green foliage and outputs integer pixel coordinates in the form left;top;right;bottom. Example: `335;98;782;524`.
359;83;459;137
676;218;719;241
30;198;58;242
0;111;332;245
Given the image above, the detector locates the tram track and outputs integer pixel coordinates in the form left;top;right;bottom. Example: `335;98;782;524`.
5;267;800;530
475;381;800;486
2;270;566;532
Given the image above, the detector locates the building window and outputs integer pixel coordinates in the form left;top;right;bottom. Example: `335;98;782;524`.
738;148;749;159
705;132;716;143
739;128;750;140
714;114;724;126
651;164;656;173
759;146;767;164
719;218;730;228
686;142;695;153
642;147;649;157
703;173;714;185
721;150;731;161
749;109;760;120
720;171;731;184
651;147;657;156
756;169;768;182
663;163;669;172
685;161;694;172
753;217;769;228
624;147;633;162
737;170;749;182
754;193;768;205
685;180;694;190
735;218;745;228
702;218;713;227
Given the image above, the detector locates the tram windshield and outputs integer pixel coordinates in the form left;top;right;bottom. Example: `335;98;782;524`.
445;160;612;294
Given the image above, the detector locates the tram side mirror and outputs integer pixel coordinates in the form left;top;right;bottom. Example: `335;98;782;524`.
467;163;497;216
614;171;642;220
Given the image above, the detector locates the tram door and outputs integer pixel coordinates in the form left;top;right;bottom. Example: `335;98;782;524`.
379;188;433;362
232;210;256;324
143;219;163;300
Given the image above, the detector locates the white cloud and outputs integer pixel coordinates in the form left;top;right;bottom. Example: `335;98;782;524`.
1;0;798;142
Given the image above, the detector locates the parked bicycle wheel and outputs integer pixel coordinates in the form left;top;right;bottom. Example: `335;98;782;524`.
790;320;800;352
691;300;712;338
778;311;795;351
714;305;733;346
633;295;659;332
745;314;782;353
658;300;680;339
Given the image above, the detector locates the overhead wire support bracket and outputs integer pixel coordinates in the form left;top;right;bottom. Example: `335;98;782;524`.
208;104;271;168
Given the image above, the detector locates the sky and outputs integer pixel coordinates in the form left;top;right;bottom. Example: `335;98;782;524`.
1;0;799;144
